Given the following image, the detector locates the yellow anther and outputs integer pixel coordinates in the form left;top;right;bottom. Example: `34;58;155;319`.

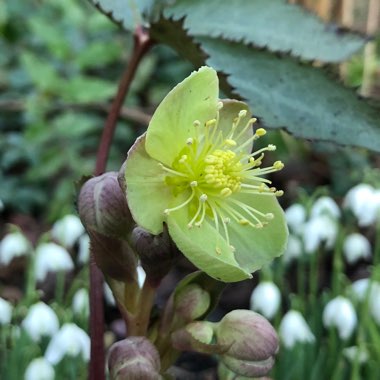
186;138;194;145
224;139;237;147
239;219;249;226
200;194;208;202
190;181;198;187
267;144;276;151
273;161;284;170
216;247;222;255
238;110;247;118
275;190;284;197
265;213;274;220
205;119;217;128
220;188;232;197
255;128;266;137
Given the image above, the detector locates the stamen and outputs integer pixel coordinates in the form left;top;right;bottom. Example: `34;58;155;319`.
164;188;195;215
159;163;188;177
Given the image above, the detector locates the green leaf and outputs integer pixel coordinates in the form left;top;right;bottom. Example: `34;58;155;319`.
163;0;365;63
197;37;380;153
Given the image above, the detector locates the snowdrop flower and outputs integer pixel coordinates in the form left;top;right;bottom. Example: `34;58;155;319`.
34;242;74;281
352;279;380;325
51;214;85;249
303;215;338;254
351;278;371;301
24;357;55;380
323;296;357;340
104;283;116;306
344;184;380;226
343;346;369;364
285;203;306;235
250;281;281;319
0;231;31;265
343;233;371;264
0;297;13;325
279;310;315;348
311;196;340;220
283;234;303;263
77;234;90;264
45;323;90;364
72;288;89;317
22;302;59;342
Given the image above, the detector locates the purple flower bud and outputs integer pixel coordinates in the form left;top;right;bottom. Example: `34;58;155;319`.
108;337;161;380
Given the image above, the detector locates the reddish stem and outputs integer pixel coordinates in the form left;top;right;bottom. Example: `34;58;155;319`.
90;27;152;380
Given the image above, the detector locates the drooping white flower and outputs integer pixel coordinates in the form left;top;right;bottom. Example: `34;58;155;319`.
343;346;369;364
0;231;31;265
72;288;89;317
77;234;90;264
283;234;303;263
45;323;90;364
24;357;55;380
323;296;357;340
250;281;281;319
22;302;59;342
51;214;85;249
311;196;340;220
285;203;306;235
344;184;380;226
34;242;74;281
302;215;338;254
0;297;13;325
343;233;371;264
352;279;380;326
279;310;315;348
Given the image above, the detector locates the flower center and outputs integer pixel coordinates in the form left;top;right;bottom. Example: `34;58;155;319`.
159;103;284;253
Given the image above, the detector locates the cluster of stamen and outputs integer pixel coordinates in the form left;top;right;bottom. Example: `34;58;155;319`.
160;103;284;254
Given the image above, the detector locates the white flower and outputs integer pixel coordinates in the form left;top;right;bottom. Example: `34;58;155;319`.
0;297;13;325
311;196;340;220
0;231;31;265
302;215;338;254
51;214;85;249
250;281;281;319
34;242;74;281
323;296;357;340
344;184;380;226
104;283;116;306
72;288;89;317
352;279;380;326
283;234;303;263
22;302;59;342
343;346;369;364
285;203;306;235
77;234;90;264
24;357;55;380
343;233;371;264
137;265;146;288
279;310;315;348
45;323;90;364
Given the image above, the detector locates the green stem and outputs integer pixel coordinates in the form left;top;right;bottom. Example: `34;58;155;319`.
89;26;152;380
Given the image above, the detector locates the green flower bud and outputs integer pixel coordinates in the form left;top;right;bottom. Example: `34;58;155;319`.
215;310;278;378
107;337;161;380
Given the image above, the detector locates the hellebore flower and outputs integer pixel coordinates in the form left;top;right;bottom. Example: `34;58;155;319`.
123;67;288;282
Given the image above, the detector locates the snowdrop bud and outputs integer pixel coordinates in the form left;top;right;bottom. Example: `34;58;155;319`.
107;337;161;380
343;233;371;264
51;214;85;249
22;302;59;342
283;234;303;263
250;282;281;319
215;310;278;378
311;196;340;220
279;310;315;348
0;297;13;325
45;323;90;364
0;231;31;265
24;357;55;380
72;288;89;317
77;234;90;264
323;296;357;340
285;204;306;235
302;215;337;254
34;242;74;281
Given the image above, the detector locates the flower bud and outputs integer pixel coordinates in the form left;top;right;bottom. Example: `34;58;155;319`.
215;310;278;377
107;337;161;380
78;172;133;239
132;226;180;286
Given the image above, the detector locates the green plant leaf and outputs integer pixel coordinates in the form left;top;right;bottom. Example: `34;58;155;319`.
196;37;380;152
163;0;365;63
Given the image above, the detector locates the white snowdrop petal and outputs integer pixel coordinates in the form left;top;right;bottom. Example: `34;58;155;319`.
311;196;340;220
279;310;315;348
283;234;303;263
52;214;85;249
343;233;371;264
136;265;146;288
285;204;306;235
72;288;89;316
323;296;357;340
250;282;281;319
22;302;59;342
0;232;31;265
0;297;13;325
24;357;55;380
78;234;90;264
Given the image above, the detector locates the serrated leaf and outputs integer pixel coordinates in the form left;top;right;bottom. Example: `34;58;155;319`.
163;0;365;63
197;37;380;152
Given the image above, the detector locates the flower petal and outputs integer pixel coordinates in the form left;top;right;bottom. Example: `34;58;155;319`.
145;66;219;167
167;200;251;282
124;134;171;234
